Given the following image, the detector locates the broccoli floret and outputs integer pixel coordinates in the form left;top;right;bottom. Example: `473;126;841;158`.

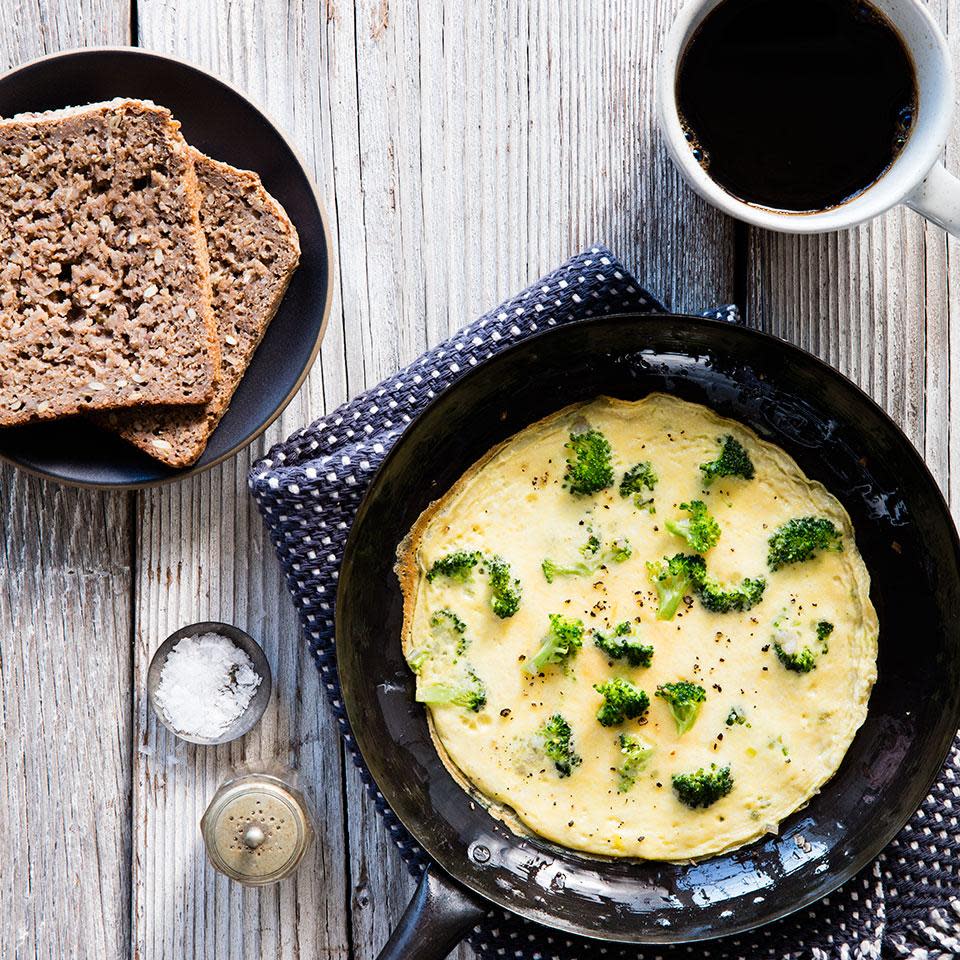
541;532;632;583
700;435;755;485
540;559;571;583
616;733;655;792
646;553;705;620
563;429;615;495
594;621;654;667
408;611;485;711
696;573;767;613
539;714;582;777
648;553;764;617
655;681;707;734
594;677;650;727
426;551;522;618
527;613;585;673
672;764;734;809
771;614;828;673
486;554;522;618
415;668;487;712
619;461;658;511
427;550;482;582
406;648;430;675
666;500;721;553
767;517;843;570
774;644;817;673
430;609;468;655
609;538;633;563
725;705;748;726
406;608;468;674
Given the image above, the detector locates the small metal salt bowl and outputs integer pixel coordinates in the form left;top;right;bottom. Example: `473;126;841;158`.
146;620;272;745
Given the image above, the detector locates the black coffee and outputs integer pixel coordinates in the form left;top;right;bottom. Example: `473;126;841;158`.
676;0;917;212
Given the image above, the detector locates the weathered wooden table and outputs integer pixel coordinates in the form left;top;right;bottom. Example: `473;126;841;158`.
2;1;958;958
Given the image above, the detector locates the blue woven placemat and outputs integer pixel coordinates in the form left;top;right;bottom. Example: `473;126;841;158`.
249;245;960;959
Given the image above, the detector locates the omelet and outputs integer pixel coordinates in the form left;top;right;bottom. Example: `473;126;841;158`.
395;394;878;861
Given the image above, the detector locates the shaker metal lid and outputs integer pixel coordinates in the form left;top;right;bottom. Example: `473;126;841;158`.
201;773;313;885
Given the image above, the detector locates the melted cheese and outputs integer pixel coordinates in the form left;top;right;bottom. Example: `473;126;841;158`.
397;394;878;860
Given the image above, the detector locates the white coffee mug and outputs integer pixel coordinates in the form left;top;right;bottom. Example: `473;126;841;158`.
659;0;960;236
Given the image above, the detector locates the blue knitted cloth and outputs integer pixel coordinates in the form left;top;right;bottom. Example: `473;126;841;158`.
250;246;960;959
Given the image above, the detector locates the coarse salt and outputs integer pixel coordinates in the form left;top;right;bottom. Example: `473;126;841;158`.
154;632;262;739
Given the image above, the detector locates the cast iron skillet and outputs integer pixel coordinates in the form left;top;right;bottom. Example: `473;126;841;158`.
336;314;960;959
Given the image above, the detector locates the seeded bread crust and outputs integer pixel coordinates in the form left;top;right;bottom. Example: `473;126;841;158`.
96;150;301;467
0;99;218;426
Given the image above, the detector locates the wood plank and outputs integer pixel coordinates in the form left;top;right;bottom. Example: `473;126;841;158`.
922;0;959;516
746;0;959;522
0;471;133;960
338;2;736;957
0;6;133;960
132;2;350;958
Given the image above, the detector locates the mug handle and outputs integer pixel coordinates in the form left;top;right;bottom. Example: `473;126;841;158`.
906;163;960;238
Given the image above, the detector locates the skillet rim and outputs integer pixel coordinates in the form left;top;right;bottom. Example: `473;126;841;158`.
336;310;960;944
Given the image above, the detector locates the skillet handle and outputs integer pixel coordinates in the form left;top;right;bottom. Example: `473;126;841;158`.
376;864;488;960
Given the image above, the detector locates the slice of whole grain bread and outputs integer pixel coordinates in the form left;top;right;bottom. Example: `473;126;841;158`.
0;98;218;427
96;150;301;467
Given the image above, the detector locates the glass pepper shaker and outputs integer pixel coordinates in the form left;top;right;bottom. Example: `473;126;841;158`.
201;773;314;885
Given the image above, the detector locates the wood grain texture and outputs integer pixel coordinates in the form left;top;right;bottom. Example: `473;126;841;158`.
132;465;349;960
133;2;735;958
0;471;133;960
9;1;958;959
131;3;350;960
0;5;132;960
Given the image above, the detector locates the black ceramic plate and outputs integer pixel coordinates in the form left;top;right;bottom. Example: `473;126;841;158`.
337;314;960;948
0;48;332;488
